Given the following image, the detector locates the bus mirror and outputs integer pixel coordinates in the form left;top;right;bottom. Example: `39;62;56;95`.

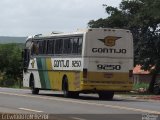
22;48;30;72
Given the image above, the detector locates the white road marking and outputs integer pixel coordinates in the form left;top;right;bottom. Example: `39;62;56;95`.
19;108;43;113
71;117;87;120
0;91;160;114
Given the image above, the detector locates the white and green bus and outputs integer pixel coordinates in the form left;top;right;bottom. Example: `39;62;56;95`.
23;28;133;99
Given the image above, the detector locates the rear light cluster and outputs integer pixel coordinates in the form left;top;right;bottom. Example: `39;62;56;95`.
83;68;88;78
129;70;133;77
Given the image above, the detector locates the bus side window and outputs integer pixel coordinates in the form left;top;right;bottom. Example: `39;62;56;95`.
32;41;39;55
55;39;63;54
39;40;48;55
72;37;78;54
52;40;55;54
63;38;72;54
47;40;55;54
43;40;48;54
38;41;44;54
72;37;82;54
78;37;82;54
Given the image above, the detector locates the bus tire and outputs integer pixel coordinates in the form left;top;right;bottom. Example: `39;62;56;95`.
62;77;79;98
30;75;39;95
69;91;79;98
62;77;70;97
98;91;114;100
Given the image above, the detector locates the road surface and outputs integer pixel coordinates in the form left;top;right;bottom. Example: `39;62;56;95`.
0;87;159;120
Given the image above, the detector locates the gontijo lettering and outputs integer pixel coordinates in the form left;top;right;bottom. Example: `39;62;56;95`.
53;59;81;68
92;48;127;54
54;60;69;68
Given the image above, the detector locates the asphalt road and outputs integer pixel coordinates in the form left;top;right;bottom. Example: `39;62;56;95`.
0;87;159;120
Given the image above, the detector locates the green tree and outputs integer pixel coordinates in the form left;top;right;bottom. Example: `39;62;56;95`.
0;44;23;87
88;0;160;93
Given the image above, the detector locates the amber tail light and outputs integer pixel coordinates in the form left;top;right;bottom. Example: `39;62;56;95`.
83;68;88;78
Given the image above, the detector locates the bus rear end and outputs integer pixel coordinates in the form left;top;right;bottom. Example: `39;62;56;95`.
81;28;133;99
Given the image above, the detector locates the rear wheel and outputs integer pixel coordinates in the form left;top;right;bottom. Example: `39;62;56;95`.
30;75;39;94
98;91;114;100
62;77;79;98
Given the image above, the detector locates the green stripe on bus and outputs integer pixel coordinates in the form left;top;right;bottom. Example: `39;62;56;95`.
42;58;51;89
37;58;46;88
46;58;53;89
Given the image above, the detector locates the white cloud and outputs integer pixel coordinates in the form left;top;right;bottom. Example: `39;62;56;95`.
0;0;122;36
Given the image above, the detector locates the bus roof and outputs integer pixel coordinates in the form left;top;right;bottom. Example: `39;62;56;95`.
26;28;131;41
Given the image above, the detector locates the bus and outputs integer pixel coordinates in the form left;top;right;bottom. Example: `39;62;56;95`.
23;28;133;100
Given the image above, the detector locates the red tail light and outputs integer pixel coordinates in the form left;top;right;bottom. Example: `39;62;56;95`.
129;70;133;77
83;68;88;78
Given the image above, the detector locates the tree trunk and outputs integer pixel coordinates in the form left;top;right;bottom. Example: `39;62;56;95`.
19;79;22;88
148;73;157;93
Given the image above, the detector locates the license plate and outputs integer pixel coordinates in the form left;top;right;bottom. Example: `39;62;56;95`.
104;73;113;78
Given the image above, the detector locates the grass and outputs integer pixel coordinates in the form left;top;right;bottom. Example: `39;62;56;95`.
10;84;22;88
133;82;149;90
116;83;152;95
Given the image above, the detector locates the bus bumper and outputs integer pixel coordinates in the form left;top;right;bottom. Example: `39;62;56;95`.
80;83;133;92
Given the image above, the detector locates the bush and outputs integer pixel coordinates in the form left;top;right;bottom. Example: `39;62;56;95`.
0;76;15;87
0;43;23;87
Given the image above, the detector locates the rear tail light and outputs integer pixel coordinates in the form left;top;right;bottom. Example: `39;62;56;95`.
83;68;88;78
129;70;133;77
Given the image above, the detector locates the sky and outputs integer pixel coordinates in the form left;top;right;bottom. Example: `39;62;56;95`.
0;0;122;36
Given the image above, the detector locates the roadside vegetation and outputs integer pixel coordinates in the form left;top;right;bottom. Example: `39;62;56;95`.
132;83;149;94
0;43;23;88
